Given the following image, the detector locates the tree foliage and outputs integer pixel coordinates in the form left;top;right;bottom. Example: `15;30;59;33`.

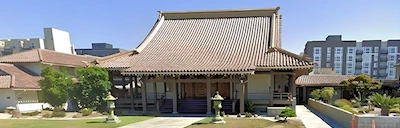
279;107;296;121
320;87;336;104
340;74;382;103
368;93;400;116
310;89;321;100
39;67;73;107
72;66;111;109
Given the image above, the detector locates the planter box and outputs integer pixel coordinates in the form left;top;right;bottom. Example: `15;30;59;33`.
308;99;400;128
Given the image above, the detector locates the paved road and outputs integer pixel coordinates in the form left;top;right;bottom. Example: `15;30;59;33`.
296;105;342;128
119;117;204;128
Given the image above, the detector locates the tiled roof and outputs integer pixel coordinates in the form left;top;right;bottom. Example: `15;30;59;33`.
0;49;98;67
295;75;354;86
100;8;314;75
0;63;41;89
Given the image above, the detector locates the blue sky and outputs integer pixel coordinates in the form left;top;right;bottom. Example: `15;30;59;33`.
1;0;399;54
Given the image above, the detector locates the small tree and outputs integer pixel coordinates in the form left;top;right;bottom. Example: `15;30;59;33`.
310;89;321;100
72;66;111;109
320;87;336;104
340;74;382;103
39;67;73;107
368;93;400;116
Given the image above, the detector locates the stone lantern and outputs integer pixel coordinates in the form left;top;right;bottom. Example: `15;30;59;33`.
211;91;226;124
104;92;120;123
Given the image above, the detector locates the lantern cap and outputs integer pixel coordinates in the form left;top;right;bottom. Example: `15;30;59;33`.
211;91;224;101
104;92;117;101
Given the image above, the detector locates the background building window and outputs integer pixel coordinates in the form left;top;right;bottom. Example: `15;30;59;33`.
389;55;396;61
374;47;379;53
314;47;321;54
363;47;371;53
327;47;331;54
388;46;397;53
314;56;320;61
335;56;341;61
348;47;354;54
335;47;343;54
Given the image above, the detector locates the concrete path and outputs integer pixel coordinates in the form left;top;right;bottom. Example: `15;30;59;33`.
296;105;335;128
119;117;204;128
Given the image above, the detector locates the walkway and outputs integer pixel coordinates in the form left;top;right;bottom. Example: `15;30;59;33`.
119;117;204;128
296;105;341;128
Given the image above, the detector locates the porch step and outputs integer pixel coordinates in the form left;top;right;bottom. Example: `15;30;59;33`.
159;99;238;114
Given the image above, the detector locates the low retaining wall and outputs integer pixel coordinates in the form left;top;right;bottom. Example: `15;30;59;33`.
308;99;400;128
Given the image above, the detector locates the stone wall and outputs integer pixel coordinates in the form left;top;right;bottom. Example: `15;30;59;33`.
308;99;400;128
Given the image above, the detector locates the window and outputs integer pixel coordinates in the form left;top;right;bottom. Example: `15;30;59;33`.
363;55;371;61
327;47;331;54
363;70;369;74
335;62;341;69
314;47;321;54
326;63;330;68
348;47;354;54
346;63;353;68
388;46;397;53
374;47;379;53
335;56;341;61
389;69;394;76
347;56;353;61
363;47;372;53
389;55;396;61
314;56;320;61
335;47;343;54
374;63;378;68
335;69;341;74
362;63;370;68
347;70;353;75
373;70;377;75
374;55;378;61
388;62;395;68
327;56;331;62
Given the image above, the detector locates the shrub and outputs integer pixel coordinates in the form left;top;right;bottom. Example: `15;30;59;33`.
310;89;321;100
53;107;65;112
21;111;41;116
42;113;52;118
10;110;21;118
334;99;352;107
245;112;253;117
237;113;241;117
353;103;361;108
389;108;400;113
279;108;296;121
245;100;254;112
320;87;336;104
51;111;66;117
79;108;93;116
340;105;358;114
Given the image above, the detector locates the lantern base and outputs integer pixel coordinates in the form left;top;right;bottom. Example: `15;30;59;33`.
104;116;120;123
212;116;225;124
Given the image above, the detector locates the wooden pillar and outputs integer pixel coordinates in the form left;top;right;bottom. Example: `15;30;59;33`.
303;87;307;103
153;82;157;103
206;75;212;114
269;75;275;106
240;81;245;114
141;77;147;114
134;76;138;96
122;76;126;91
245;82;248;100
172;76;178;114
230;81;233;100
129;76;134;109
289;75;296;98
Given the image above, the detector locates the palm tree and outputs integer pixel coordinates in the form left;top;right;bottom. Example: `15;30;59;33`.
368;93;400;116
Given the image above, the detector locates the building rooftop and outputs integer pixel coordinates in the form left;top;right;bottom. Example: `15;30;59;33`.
0;63;41;89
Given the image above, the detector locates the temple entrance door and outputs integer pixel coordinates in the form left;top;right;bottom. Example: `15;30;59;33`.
211;82;230;99
184;82;207;99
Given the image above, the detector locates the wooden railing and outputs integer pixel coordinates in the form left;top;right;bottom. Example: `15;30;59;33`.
272;93;290;100
157;93;166;112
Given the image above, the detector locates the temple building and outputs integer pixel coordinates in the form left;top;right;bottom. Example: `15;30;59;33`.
97;7;314;114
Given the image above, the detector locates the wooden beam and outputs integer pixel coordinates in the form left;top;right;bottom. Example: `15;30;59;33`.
129;76;134;110
143;78;240;83
255;71;295;75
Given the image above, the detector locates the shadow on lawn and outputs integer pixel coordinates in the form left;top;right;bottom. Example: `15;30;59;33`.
86;121;104;124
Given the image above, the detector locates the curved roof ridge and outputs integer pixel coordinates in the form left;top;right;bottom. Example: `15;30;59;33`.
161;7;280;19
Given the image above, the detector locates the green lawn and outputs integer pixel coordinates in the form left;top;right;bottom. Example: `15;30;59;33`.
0;116;152;128
187;118;305;128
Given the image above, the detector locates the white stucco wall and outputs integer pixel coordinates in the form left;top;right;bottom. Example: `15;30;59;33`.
16;63;43;75
247;74;271;100
0;89;17;111
14;90;39;103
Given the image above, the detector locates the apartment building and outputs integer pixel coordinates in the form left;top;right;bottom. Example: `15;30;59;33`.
304;35;400;79
0;28;75;56
75;43;127;57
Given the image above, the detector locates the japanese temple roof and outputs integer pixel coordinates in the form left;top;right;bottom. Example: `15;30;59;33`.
296;75;354;87
99;7;314;75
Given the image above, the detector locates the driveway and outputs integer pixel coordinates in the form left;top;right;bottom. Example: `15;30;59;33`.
119;117;204;128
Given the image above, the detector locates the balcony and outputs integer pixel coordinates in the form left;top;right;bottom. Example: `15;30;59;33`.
355;65;362;69
379;73;388;77
380;58;388;62
355;58;362;62
356;50;363;55
381;49;388;54
379;65;387;69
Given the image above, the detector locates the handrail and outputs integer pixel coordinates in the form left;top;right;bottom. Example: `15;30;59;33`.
157;92;166;112
232;90;238;113
272;93;290;100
